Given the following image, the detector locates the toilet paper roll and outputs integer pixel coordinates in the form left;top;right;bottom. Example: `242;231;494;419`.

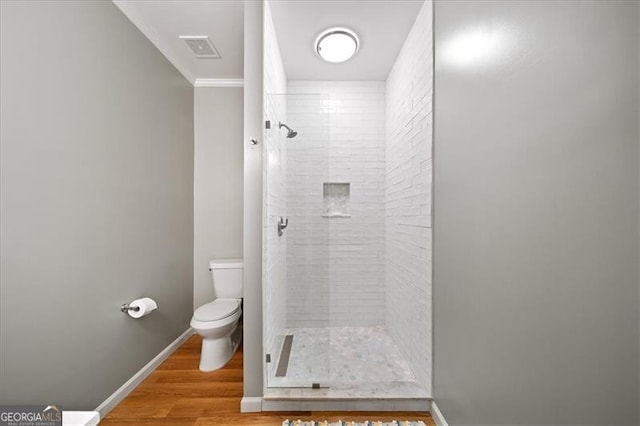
127;297;158;319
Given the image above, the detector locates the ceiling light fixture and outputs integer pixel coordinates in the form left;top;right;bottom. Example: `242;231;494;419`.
315;28;359;63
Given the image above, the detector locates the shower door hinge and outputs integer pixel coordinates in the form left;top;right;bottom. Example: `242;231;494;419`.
266;353;271;363
265;120;271;129
311;383;320;389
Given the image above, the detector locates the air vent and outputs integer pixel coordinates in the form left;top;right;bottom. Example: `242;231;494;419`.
179;36;220;59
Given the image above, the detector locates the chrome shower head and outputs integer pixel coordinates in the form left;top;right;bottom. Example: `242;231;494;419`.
279;122;298;139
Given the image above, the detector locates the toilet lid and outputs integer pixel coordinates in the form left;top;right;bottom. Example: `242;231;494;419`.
194;299;240;322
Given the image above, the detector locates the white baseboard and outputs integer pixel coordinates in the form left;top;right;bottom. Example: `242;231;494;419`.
431;401;449;426
95;328;194;418
241;397;263;413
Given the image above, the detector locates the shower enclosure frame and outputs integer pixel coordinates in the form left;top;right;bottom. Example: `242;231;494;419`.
255;0;434;410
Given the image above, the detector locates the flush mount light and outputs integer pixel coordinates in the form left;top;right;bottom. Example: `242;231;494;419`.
315;28;359;63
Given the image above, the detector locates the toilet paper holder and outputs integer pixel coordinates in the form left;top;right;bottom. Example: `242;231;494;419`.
120;297;158;318
120;304;140;313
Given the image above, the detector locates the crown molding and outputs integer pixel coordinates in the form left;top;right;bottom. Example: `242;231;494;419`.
195;78;244;88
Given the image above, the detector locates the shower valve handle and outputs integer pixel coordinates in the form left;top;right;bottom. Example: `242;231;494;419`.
277;217;288;237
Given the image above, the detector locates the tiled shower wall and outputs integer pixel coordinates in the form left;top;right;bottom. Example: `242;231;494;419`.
286;81;387;327
263;1;288;379
385;0;433;390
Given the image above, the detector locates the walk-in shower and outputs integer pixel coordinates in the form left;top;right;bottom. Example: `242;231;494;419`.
262;0;433;404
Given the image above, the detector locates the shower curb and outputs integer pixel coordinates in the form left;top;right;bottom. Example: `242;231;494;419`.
261;397;431;412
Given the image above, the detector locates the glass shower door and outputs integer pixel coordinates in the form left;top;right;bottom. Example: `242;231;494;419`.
264;93;331;389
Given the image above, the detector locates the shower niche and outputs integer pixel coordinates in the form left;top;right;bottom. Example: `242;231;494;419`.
261;0;433;406
323;183;351;217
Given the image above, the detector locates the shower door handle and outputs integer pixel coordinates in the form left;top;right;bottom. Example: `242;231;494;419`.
277;217;288;237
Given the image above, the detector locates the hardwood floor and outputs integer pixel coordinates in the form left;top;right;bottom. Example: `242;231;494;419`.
101;335;435;426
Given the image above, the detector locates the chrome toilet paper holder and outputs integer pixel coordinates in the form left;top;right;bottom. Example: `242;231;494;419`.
120;304;140;313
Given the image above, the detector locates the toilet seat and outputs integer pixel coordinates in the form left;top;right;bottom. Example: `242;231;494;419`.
194;299;240;322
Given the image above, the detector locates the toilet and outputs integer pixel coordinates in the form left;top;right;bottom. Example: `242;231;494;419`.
191;258;243;372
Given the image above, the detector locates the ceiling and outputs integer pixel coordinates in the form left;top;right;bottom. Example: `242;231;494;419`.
269;0;424;80
113;1;424;83
113;1;244;84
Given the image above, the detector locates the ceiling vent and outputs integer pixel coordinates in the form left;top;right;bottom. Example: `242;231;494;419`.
179;36;221;59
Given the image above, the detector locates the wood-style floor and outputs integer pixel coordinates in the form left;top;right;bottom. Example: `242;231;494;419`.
101;335;435;426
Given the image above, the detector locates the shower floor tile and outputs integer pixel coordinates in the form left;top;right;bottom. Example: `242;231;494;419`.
267;326;428;398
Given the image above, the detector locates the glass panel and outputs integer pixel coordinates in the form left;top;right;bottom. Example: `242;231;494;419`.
264;94;331;389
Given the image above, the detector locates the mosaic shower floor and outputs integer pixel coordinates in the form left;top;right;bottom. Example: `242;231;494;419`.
266;326;429;399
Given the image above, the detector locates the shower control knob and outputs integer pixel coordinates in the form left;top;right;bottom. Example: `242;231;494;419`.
277;217;288;237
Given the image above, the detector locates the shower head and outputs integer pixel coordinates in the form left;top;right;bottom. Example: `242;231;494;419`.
279;122;298;139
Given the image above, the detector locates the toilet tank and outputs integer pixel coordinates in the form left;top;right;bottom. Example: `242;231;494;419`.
209;258;243;299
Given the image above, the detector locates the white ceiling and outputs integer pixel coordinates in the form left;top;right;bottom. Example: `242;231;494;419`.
113;1;424;83
269;0;424;80
113;1;244;84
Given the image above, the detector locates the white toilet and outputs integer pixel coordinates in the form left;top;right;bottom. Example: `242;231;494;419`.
191;258;243;372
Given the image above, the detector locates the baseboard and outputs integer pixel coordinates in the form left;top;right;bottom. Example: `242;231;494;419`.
431;401;449;426
95;328;194;418
241;397;263;413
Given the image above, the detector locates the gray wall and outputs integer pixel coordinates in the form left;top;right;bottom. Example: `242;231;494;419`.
194;87;243;310
433;1;639;425
0;1;194;410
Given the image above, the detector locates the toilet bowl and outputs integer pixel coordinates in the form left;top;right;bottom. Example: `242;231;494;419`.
192;259;243;372
191;298;242;371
